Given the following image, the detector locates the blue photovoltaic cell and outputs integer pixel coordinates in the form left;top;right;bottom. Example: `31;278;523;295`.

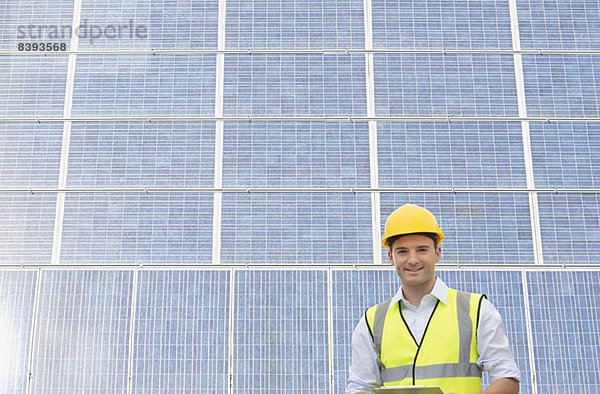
0;1;74;50
439;271;531;393
0;195;56;265
522;55;600;117
67;122;215;188
530;123;600;189
132;270;229;392
374;54;518;117
380;193;534;265
220;193;372;264
71;55;216;117
331;269;399;392
537;193;600;265
225;0;364;49
60;193;213;264
0;123;62;188
372;0;512;50
0;57;67;117
30;270;133;392
0;270;37;393
77;0;218;50
222;122;370;188
518;0;600;50
223;54;367;117
377;122;527;189
527;271;600;392
233;270;329;392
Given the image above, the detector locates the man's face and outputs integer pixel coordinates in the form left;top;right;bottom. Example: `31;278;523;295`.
388;234;441;292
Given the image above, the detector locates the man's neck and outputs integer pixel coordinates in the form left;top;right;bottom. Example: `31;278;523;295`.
402;278;437;308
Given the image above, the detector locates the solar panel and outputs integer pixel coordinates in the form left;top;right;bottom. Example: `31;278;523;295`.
0;123;62;188
60;194;214;264
537;193;600;265
225;0;365;49
0;57;68;118
528;270;600;392
223;54;367;117
0;270;37;392
377;122;527;189
517;0;600;50
522;55;600;118
132;270;229;392
223;122;371;188
0;1;73;50
71;55;217;117
371;0;513;50
77;0;218;50
530;122;600;189
374;54;519;117
221;193;373;264
30;270;133;392
0;195;56;265
67;122;215;188
232;270;329;392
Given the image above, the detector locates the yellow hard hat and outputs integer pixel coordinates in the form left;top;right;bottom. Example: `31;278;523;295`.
382;203;444;249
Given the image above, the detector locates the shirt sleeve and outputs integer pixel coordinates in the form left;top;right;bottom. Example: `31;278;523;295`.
476;298;521;382
346;314;383;393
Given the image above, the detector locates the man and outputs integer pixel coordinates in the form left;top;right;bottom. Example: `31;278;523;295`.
347;203;520;393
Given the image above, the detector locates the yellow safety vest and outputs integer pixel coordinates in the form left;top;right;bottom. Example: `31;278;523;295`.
366;288;485;394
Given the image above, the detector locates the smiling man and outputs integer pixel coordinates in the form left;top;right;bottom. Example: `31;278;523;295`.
347;204;520;394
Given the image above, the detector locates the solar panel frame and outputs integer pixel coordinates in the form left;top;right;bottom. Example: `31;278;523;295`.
131;270;230;392
0;270;37;393
71;55;217;117
527;270;600;392
373;54;519;117
30;270;133;392
60;193;214;264
67;121;216;188
371;0;513;50
232;270;330;392
225;0;365;50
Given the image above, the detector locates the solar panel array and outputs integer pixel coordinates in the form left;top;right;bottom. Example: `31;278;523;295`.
1;0;599;393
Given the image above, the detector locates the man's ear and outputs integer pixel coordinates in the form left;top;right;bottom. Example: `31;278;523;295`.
434;246;441;263
388;249;394;266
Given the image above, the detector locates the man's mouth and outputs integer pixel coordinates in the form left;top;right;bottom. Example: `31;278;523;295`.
405;267;423;273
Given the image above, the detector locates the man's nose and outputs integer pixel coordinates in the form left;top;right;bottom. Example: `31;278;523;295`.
407;250;419;263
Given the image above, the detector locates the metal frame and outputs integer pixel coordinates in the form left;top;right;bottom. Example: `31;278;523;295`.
363;0;382;266
4;263;600;271
1;186;599;194
212;0;227;267
2;49;600;56
2;116;600;123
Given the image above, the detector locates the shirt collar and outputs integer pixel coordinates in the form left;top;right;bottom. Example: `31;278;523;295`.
390;276;449;309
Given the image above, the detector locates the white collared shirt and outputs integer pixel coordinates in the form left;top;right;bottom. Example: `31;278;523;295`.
346;278;521;393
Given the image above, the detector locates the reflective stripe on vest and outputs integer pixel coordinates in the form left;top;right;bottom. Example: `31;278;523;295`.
368;288;484;392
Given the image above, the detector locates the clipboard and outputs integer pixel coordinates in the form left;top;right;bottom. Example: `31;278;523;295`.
373;386;443;394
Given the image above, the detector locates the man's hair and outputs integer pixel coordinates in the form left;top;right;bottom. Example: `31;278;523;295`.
386;232;438;250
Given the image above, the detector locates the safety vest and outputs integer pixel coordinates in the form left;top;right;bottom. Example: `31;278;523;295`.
366;288;485;394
